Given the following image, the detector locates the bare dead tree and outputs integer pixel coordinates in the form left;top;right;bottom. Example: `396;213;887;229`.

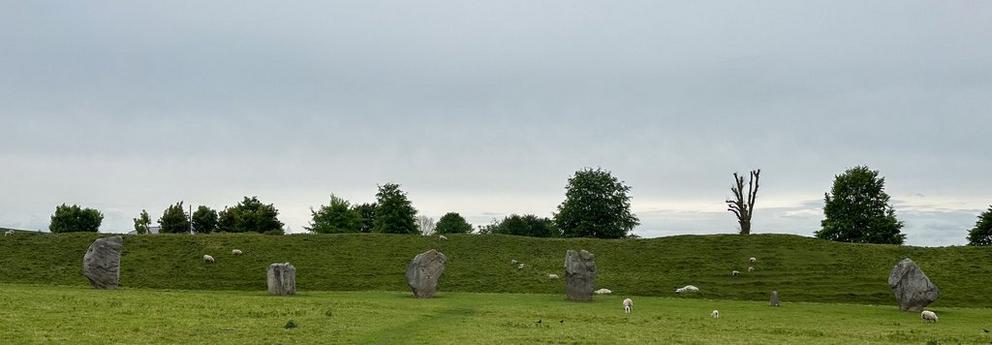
727;169;760;235
417;216;436;236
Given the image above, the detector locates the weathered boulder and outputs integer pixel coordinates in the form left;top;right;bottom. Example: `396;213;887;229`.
405;249;447;298
888;258;939;311
564;250;597;301
770;290;780;307
82;236;123;289
267;263;297;296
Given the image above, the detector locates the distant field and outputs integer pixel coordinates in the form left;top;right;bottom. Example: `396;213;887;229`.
2;232;991;306
0;284;988;345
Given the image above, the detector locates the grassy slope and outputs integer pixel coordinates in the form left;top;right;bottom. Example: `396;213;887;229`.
1;284;989;345
1;233;990;307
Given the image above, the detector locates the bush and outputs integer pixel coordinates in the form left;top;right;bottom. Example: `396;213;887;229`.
192;206;219;234
372;183;418;234
159;202;190;234
483;214;560;237
967;205;992;246
307;195;362;233
816;166;905;244
133;209;151;234
218;196;284;233
554;168;639;239
354;203;376;233
435;212;473;234
49;204;103;233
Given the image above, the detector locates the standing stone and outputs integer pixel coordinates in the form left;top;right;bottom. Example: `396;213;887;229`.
267;263;296;295
82;236;123;289
770;291;780;307
405;249;447;298
888;258;940;311
564;250;597;301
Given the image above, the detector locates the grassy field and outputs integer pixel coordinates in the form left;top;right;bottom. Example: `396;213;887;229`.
2;232;991;307
0;284;988;345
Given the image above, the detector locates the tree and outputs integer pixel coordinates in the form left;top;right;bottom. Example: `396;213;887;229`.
967;205;992;246
218;196;284;233
307;195;362;233
816;166;905;244
354;203;376;233
133;209;151;234
483;214;560;237
49;204;103;233
192;206;219;234
372;183;418;234
417;216;436;235
159;202;191;234
554;168;639;238
727;169;761;235
435;212;473;234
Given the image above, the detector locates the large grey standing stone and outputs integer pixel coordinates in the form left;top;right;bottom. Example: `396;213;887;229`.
267;263;296;295
770;291;780;307
888;258;940;311
82;236;123;289
405;249;447;298
564;250;597;301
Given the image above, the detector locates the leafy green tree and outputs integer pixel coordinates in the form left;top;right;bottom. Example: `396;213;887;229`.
967;205;992;246
354;203;376;233
218;196;284;233
435;212;473;234
484;214;560;237
554;168;639;238
372;183;418;234
307;195;362;233
159;202;191;234
133;209;151;234
816;166;905;244
49;204;103;233
192;206;219;234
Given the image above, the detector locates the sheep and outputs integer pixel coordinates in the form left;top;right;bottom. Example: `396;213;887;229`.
594;288;613;295
511;259;518;264
731;270;741;277
675;285;700;295
438;235;448;240
747;266;755;272
623;298;633;315
231;249;243;256
749;257;757;263
711;310;720;319
548;273;560;279
203;255;215;263
921;310;938;323
517;263;525;269
4;230;13;237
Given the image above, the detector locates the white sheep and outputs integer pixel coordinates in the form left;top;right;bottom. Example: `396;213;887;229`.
675;285;700;294
231;249;243;256
548;273;560;279
731;270;741;277
438;235;448;240
749;257;757;263
594;288;613;295
747;266;755;272
921;310;938;323
517;263;525;269
711;310;720;318
623;298;633;314
4;230;13;237
203;254;215;263
511;259;518;264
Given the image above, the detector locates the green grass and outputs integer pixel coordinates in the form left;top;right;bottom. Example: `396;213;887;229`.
1;284;989;345
2;233;991;306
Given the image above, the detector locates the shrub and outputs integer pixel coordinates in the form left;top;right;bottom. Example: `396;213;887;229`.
484;214;560;237
967;205;992;246
354;203;376;233
133;209;151;234
435;212;473;234
218;196;284;233
307;195;362;233
159;202;191;234
192;206;219;234
49;204;103;233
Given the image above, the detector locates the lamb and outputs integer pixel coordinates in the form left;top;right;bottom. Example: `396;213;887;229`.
594;288;613;295
731;270;741;277
4;230;13;237
438;235;448;240
921;310;938;323
749;257;757;263
231;249;243;256
548;273;560;279
747;266;755;272
711;310;720;318
623;298;633;315
675;285;700;294
203;255;215;263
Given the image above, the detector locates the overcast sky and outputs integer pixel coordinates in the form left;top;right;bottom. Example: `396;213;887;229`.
2;1;990;246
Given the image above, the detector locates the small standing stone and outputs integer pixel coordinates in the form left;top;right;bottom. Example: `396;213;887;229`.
405;249;447;298
564;250;597;301
82;236;123;289
267;263;296;295
770;291;780;307
888;258;940;311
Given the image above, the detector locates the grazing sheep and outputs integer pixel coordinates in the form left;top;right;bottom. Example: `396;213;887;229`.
4;230;13;237
711;310;720;318
511;259;518;264
731;270;741;277
623;298;633;314
595;288;613;295
438;235;448;240
749;257;757;263
517;263;525;269
203;255;215;263
548;273;560;279
921;310;938;323
747;266;755;272
231;249;243;256
676;285;700;295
